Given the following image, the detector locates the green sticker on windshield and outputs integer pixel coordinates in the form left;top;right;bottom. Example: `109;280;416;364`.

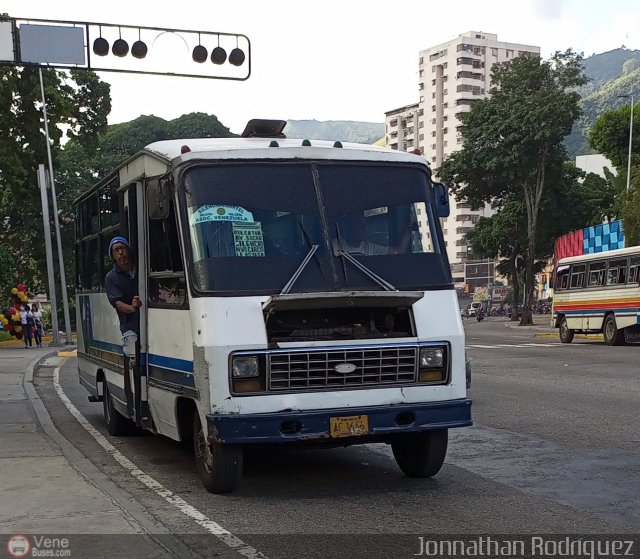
190;205;254;225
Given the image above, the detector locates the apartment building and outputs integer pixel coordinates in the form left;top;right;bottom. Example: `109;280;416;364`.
386;31;540;276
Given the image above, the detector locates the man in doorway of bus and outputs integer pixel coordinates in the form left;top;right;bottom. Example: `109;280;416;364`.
105;237;141;361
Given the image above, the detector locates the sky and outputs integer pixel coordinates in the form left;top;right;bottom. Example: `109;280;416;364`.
4;0;640;135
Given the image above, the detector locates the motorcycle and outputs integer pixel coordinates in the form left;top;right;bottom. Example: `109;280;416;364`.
476;310;485;322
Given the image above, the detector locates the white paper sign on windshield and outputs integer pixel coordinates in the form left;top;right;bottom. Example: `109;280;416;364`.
232;222;265;257
190;205;254;225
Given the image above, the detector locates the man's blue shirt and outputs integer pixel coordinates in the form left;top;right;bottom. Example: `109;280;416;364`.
105;265;139;335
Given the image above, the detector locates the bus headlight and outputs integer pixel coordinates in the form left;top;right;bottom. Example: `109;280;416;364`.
418;346;447;383
419;347;444;368
232;356;259;378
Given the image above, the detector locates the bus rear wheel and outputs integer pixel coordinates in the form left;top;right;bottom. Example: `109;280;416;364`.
102;382;135;436
391;429;448;478
559;317;574;344
193;413;243;494
603;314;625;346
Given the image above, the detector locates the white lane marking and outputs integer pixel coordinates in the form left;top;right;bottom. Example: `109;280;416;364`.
52;367;268;559
466;343;560;349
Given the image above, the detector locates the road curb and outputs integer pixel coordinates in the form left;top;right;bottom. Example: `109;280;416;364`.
534;332;603;340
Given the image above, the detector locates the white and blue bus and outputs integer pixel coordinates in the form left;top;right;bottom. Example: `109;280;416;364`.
73;119;472;493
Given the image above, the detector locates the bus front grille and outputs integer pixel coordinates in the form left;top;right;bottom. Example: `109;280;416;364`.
267;346;418;391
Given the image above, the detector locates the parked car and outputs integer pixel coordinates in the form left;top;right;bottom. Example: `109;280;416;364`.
467;302;483;317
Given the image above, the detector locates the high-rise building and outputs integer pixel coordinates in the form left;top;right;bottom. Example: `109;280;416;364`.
385;31;540;279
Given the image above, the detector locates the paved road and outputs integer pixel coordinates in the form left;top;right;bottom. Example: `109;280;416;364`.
33;319;639;558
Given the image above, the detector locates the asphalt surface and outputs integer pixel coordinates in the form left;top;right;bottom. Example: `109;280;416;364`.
33;318;640;558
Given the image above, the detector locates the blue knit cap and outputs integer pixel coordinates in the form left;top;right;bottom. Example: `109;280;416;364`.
109;236;129;258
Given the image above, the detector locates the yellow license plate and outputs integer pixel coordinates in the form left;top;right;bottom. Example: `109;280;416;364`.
330;415;369;438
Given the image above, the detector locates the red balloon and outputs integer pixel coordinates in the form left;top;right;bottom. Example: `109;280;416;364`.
17;284;26;292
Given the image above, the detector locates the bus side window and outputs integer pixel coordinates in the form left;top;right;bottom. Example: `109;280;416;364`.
555;265;570;290
147;191;187;307
606;259;627;286
628;258;640;284
570;265;585;288
587;261;606;287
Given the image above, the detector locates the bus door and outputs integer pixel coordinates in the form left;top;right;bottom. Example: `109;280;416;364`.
121;182;150;428
144;177;193;439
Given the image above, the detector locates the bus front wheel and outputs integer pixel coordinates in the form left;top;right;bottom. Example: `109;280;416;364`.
391;429;448;478
603;314;625;346
193;413;243;494
559;317;574;344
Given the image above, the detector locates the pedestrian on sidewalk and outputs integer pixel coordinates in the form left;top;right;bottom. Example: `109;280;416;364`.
31;303;44;348
20;303;35;348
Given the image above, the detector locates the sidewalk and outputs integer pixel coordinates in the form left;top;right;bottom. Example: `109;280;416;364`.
500;314;603;340
0;347;185;557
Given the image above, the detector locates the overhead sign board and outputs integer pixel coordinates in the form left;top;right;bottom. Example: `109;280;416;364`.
0;16;251;81
0;21;13;62
19;24;85;65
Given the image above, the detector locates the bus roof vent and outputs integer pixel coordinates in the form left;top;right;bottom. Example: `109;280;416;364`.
241;119;287;138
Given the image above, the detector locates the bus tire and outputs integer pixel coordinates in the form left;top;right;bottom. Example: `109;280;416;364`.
103;382;135;436
603;314;625;346
193;413;243;494
391;429;448;478
559;317;574;344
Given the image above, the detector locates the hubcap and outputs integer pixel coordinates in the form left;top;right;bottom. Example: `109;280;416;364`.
606;320;615;339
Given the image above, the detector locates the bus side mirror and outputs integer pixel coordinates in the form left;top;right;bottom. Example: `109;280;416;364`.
433;182;450;218
147;177;171;220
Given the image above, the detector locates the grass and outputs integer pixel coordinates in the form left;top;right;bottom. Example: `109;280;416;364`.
0;330;14;342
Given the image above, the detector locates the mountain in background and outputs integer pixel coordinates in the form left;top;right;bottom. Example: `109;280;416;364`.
283;120;384;145
565;47;640;158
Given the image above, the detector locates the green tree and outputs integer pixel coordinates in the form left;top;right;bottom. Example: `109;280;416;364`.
438;50;587;325
465;200;526;321
0;67;111;295
589;101;640;244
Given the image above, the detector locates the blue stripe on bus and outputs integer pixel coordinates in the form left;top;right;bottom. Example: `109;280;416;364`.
148;365;196;388
90;339;123;353
148;354;194;373
562;308;640;316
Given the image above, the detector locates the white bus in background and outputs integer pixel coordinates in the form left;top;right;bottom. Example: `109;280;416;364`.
552;246;640;345
73;119;472;493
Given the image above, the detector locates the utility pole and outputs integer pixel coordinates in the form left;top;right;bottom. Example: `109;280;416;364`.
37;165;62;347
39;68;73;344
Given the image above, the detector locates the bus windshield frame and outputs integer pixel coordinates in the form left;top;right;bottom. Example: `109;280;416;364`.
177;160;452;297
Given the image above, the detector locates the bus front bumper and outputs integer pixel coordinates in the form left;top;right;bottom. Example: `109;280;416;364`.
206;398;472;445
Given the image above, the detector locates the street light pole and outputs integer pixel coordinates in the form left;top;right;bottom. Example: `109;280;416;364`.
619;93;634;192
626;94;633;193
39;68;73;345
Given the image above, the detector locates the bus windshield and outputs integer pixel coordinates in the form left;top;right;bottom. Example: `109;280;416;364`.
182;162;451;295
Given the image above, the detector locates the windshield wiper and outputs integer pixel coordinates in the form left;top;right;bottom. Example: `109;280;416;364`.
280;219;327;295
280;244;319;294
334;225;397;292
